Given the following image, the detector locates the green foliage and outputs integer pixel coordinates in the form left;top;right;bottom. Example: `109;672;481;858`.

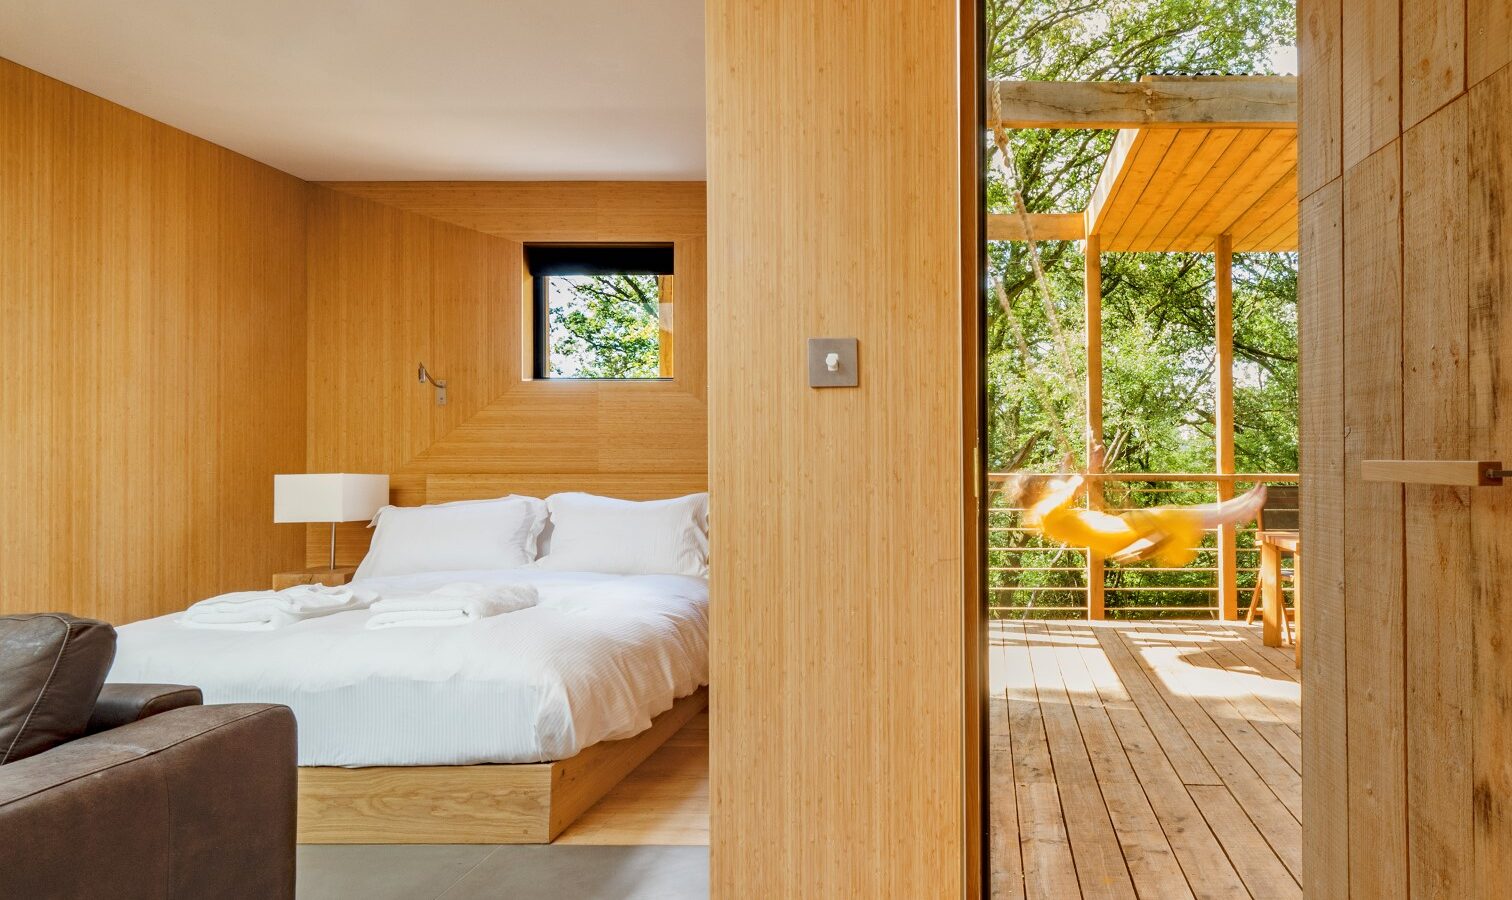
986;0;1298;477
985;0;1298;615
548;275;664;378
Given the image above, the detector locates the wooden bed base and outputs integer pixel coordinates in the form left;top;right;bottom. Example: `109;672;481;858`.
296;687;707;844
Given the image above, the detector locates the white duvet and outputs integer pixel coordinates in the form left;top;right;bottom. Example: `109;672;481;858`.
108;570;708;767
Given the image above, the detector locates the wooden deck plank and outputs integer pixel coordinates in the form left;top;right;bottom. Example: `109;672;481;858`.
1189;785;1302;899
990;692;1027;900
1003;622;1082;898
1090;626;1223;787
1134;625;1302;822
1210;621;1300;686
1023;623;1138;900
1046;625;1195;900
1111;627;1303;881
989;621;1302;899
1196;624;1302;733
1076;627;1249;900
1228;618;1304;674
1171;624;1301;770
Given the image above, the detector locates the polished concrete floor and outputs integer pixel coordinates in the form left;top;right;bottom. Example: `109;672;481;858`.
297;844;709;900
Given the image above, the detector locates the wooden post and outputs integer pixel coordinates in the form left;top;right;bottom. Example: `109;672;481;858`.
1215;234;1238;619
1085;234;1105;620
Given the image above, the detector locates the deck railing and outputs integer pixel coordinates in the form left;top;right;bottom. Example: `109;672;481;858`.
986;472;1299;620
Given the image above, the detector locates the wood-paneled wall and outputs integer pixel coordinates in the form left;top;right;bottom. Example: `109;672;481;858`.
0;52;707;603
1299;2;1512;896
706;1;973;896
305;182;707;567
0;57;308;623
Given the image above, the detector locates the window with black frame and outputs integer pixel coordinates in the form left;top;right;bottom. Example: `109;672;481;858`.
525;244;675;380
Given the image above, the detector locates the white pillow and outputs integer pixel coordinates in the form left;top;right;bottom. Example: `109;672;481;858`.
533;492;709;577
354;495;548;580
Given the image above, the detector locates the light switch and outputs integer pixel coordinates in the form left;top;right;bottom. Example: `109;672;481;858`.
808;338;858;388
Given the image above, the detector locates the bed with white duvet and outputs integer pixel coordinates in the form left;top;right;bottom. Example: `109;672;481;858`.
110;568;707;766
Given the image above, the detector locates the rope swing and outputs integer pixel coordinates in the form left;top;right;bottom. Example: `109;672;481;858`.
985;87;1265;568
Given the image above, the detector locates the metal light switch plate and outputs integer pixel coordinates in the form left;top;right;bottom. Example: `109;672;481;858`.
808;338;859;388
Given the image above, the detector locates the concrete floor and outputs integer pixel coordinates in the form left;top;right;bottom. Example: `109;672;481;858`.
297;844;709;900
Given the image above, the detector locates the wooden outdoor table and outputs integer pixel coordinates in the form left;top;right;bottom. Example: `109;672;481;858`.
1257;530;1299;654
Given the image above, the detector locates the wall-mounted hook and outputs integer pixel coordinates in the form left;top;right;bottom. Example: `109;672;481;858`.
418;363;447;406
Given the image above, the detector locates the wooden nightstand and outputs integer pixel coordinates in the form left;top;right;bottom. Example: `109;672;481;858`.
272;567;355;591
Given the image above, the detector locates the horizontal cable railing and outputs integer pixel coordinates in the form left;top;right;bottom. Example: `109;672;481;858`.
986;472;1299;620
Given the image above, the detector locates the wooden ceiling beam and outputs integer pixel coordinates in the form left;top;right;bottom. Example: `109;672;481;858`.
989;77;1297;130
986;212;1085;242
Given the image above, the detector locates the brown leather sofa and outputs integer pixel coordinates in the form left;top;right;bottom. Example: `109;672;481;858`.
0;614;297;899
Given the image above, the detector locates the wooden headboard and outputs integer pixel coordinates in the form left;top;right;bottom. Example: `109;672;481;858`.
424;473;707;504
309;473;708;568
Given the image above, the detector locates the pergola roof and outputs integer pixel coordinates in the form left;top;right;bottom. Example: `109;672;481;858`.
1086;125;1297;253
986;75;1299;253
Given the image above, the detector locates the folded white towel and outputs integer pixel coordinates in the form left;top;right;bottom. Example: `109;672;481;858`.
366;582;539;629
181;584;370;630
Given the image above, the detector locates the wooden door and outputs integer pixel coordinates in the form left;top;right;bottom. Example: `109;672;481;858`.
1298;0;1512;896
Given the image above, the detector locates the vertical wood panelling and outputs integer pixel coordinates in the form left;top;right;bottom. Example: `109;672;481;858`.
1402;97;1474;900
304;183;708;567
305;188;510;476
1466;62;1512;899
0;57;307;623
1298;178;1348;900
1304;2;1512;894
1401;0;1465;129
1340;141;1407;900
1298;0;1343;196
1340;0;1400;170
1466;0;1512;87
706;0;966;896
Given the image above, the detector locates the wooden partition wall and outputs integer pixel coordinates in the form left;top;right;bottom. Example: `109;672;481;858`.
1298;1;1511;897
304;182;707;567
707;1;976;896
0;58;308;622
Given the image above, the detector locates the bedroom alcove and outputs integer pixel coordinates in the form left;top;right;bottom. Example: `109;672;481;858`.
0;3;717;897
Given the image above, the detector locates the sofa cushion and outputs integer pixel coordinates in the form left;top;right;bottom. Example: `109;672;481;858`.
0;614;116;765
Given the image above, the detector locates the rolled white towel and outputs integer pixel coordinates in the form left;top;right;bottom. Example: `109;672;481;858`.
366;582;539;629
181;584;368;630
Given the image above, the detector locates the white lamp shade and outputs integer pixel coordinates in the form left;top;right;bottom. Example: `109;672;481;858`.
274;474;389;523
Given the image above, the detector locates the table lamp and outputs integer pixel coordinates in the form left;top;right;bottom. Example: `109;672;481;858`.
274;474;390;571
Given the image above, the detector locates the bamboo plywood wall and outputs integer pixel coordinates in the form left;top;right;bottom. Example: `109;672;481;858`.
0;58;309;623
1299;0;1512;896
706;0;972;896
304;182;707;567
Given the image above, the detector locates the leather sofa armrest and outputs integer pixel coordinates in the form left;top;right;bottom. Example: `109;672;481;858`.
85;683;203;734
0;703;297;900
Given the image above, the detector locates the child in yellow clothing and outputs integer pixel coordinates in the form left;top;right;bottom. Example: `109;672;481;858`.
1021;475;1267;567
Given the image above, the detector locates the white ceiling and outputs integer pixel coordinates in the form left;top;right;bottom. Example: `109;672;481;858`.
0;0;706;180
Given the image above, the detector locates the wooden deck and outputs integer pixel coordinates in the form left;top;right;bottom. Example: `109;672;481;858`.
989;620;1300;900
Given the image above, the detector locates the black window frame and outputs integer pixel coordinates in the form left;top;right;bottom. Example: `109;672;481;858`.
525;243;675;381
